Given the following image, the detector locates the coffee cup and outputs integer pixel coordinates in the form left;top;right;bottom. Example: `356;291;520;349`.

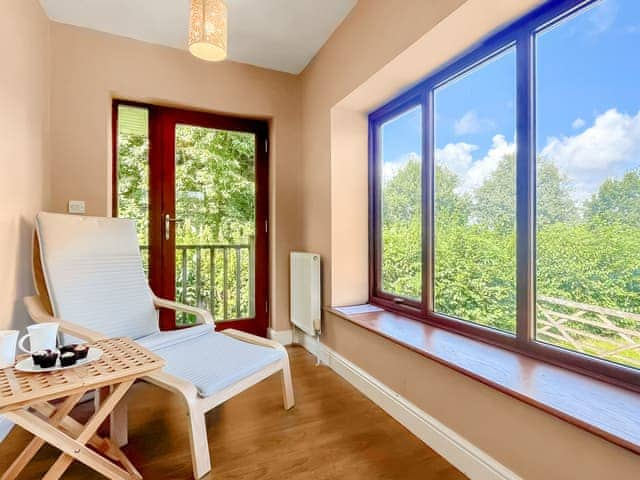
0;330;19;368
18;323;59;354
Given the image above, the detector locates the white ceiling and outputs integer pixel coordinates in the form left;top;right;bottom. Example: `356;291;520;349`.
39;0;357;74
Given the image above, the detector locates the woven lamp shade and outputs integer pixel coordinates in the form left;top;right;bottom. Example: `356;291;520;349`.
189;0;228;61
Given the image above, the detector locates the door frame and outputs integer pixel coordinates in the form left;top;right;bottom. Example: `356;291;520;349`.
112;100;270;337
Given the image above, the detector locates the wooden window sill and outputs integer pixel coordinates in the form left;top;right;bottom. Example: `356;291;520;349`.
326;307;640;455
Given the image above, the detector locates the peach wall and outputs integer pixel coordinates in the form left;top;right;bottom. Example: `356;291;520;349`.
324;312;640;479
329;108;368;306
48;23;303;330
3;0;639;475
0;0;50;331
299;0;640;478
300;0;472;305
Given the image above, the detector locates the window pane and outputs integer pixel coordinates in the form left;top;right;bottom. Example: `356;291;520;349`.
433;48;517;332
174;126;256;325
536;0;640;368
116;105;149;274
380;106;422;300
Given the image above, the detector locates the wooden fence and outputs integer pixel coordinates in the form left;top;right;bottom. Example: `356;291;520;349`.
537;296;640;369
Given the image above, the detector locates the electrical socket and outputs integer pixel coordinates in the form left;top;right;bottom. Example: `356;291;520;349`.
68;200;85;214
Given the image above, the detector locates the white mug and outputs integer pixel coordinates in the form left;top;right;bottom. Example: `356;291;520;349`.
0;330;19;368
18;323;59;354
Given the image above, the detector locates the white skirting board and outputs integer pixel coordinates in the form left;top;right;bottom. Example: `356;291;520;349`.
280;329;520;480
267;328;294;346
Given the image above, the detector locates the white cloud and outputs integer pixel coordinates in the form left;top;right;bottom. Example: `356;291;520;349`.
541;108;640;201
572;117;586;130
389;109;640;206
435;142;476;178
462;135;515;192
587;0;619;35
454;110;495;136
383;152;420;184
436;135;515;193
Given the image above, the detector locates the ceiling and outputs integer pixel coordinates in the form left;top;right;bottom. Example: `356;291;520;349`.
39;0;357;74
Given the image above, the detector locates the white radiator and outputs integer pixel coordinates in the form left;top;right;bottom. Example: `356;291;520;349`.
290;251;321;336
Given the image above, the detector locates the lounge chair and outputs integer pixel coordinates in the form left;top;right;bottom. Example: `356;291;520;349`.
24;212;294;478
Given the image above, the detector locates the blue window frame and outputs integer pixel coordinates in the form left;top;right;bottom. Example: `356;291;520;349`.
369;0;640;390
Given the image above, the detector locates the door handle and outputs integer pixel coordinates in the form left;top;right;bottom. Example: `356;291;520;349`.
165;214;184;240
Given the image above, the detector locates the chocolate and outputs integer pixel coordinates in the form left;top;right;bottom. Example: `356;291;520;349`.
38;351;58;368
32;349;50;366
59;344;78;355
60;351;77;367
73;344;89;360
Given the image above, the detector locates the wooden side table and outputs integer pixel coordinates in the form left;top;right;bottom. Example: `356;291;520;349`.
0;337;164;480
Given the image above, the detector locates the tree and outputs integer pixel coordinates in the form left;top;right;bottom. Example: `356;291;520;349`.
377;147;640;364
381;216;422;299
118;127;256;245
175;126;255;243
117;132;149;246
473;155;576;232
435;165;471;226
382;157;421;226
380;158;422;298
585;170;640;227
473;153;516;232
118;126;257;323
382;160;472;227
536;159;577;227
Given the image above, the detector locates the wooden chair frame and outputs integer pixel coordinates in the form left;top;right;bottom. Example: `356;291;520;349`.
25;234;295;479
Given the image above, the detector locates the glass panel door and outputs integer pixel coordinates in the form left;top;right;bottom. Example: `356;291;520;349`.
174;125;257;325
114;104;150;274
114;101;269;336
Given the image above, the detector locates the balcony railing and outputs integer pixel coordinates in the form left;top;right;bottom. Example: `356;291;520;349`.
141;242;255;324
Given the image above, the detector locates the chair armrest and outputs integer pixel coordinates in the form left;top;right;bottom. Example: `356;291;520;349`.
153;296;214;326
221;328;285;352
23;296;106;342
144;370;200;405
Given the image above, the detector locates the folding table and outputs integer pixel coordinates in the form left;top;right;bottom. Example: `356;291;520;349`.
0;337;164;480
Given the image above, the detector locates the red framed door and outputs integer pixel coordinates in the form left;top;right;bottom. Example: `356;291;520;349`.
113;101;269;337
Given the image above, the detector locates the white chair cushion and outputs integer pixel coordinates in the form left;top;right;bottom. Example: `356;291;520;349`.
36;212;159;341
137;327;284;398
136;323;212;350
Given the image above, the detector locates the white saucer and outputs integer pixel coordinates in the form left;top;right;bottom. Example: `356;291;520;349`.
15;347;103;373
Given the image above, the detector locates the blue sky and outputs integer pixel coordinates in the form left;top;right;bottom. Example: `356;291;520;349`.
382;0;640;202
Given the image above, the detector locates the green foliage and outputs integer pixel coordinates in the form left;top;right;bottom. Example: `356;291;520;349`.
381;157;422;299
472;154;516;233
381;152;640;351
382;216;422;299
175;125;255;244
435;165;471;226
117;133;149;247
585;170;640;227
117;126;256;324
472;155;576;232
536;159;577;227
537;222;640;314
382;157;421;225
434;223;516;331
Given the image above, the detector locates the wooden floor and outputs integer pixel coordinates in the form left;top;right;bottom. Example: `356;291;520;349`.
0;347;466;479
